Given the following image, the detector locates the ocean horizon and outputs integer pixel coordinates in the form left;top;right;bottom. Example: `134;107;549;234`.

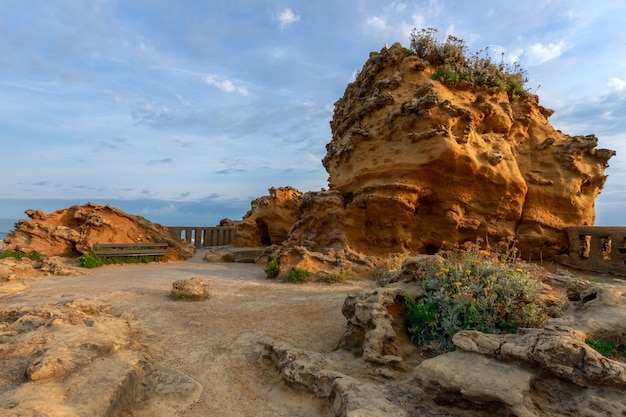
0;219;19;241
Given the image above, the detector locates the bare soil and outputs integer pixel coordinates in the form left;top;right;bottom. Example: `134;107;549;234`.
1;249;374;416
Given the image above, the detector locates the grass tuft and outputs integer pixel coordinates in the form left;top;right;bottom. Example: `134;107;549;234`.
287;268;312;283
79;252;163;268
410;27;529;100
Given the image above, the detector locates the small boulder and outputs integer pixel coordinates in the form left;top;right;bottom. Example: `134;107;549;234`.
170;277;210;301
203;250;235;263
40;256;85;276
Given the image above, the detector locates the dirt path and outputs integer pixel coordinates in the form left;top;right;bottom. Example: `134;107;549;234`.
2;250;373;416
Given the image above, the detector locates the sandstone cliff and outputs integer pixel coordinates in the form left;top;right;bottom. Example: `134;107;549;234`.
3;203;195;260
260;43;613;271
234;186;303;247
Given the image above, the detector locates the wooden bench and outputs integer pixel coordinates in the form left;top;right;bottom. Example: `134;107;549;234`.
92;243;170;257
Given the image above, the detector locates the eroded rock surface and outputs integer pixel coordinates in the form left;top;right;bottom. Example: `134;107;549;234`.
258;43;613;271
234;186;303;247
0;301;201;416
259;257;626;417
3;202;195;260
170;277;210;300
0;256;85;294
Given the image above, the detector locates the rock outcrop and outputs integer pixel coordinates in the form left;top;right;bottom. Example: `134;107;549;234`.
0;256;85;294
170;277;210;300
234;186;303;247
259;257;626;417
0;301;201;416
257;43;614;271
323;43;613;257
3;202;195;260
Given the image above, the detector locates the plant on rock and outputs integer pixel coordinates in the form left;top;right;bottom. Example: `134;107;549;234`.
410;27;529;99
287;267;312;283
264;261;280;279
585;336;626;358
405;240;553;354
0;251;46;261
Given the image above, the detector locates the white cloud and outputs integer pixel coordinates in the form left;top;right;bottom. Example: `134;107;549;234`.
366;15;386;32
607;77;626;91
276;8;300;29
364;4;424;45
525;41;566;66
204;76;250;96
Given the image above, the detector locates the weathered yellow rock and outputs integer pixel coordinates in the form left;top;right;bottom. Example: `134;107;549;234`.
234;186;303;247
3;202;195;260
266;43;613;266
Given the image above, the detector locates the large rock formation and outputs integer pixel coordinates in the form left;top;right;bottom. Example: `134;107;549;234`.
234;186;303;247
3;203;195;260
261;43;614;271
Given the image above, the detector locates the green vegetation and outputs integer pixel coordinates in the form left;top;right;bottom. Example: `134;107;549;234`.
169;292;209;301
287;267;312;283
410;27;529;100
170;292;190;301
264;261;280;279
371;253;409;283
404;240;552;354
79;252;163;268
316;269;354;284
0;251;46;261
585;337;626;358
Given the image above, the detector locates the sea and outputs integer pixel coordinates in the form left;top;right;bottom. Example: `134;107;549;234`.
0;219;19;241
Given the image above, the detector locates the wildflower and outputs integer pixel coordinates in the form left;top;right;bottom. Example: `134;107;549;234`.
465;269;472;274
515;268;523;272
454;281;462;287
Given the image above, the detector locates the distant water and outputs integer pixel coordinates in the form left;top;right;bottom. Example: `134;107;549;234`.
0;219;19;241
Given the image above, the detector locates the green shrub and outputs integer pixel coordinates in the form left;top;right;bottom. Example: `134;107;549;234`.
287;268;312;283
80;252;106;268
0;251;46;261
405;240;551;354
0;251;26;260
585;337;616;357
264;261;280;279
79;252;163;268
410;27;529;99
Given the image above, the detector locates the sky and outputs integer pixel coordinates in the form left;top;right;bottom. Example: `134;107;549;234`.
0;0;624;226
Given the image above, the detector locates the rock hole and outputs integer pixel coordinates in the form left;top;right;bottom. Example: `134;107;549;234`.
342;192;353;208
424;243;438;255
582;290;597;304
256;220;271;245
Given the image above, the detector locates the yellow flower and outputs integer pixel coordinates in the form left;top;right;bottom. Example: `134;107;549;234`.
454;281;462;287
465;269;472;274
515;268;523;272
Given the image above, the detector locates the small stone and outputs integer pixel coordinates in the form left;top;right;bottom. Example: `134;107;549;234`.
170;277;210;301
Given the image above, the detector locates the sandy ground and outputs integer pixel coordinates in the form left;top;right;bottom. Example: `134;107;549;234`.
1;250;374;416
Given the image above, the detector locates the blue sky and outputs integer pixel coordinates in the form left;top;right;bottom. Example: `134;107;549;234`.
0;0;624;226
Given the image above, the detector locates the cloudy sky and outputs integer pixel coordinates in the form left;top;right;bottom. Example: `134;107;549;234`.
0;0;624;226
